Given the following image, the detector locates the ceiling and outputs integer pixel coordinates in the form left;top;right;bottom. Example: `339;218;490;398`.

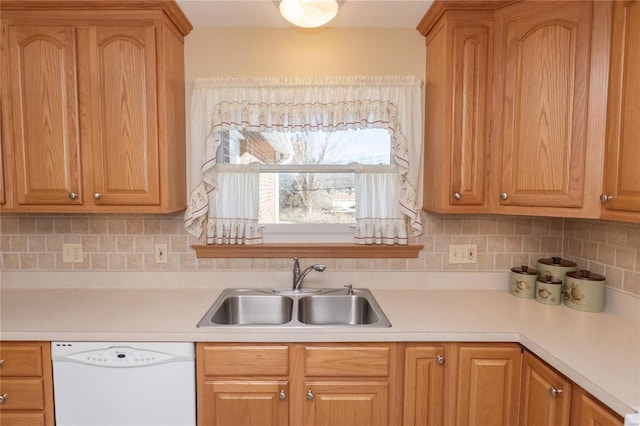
175;0;433;28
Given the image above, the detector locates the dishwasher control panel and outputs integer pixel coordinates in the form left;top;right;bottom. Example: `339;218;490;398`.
52;342;194;367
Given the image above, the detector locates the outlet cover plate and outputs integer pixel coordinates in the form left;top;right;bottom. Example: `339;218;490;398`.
62;243;83;263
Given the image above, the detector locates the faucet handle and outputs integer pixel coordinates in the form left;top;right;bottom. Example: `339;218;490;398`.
343;284;354;295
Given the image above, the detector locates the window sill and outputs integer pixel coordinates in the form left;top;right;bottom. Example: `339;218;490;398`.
191;243;424;259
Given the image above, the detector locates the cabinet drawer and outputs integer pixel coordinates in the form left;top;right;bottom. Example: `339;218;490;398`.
200;345;288;376
0;345;44;377
0;378;45;410
0;412;46;426
304;345;391;377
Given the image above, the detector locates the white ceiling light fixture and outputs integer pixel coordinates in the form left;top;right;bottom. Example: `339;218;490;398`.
279;0;340;28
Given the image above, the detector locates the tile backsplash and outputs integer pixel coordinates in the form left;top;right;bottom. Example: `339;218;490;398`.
1;212;638;296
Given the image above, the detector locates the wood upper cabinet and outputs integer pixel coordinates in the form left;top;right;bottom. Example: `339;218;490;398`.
0;341;55;426
403;344;447;426
520;350;571;426
419;1;611;219
0;1;191;213
419;10;492;213
492;1;594;209
453;343;522;426
82;25;160;206
600;0;640;222
5;25;82;206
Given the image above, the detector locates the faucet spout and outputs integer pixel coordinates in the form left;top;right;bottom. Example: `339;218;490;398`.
292;257;326;291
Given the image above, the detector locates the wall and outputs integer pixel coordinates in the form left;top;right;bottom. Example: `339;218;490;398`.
1;27;638;298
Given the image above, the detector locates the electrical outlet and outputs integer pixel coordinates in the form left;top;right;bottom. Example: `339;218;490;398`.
62;243;83;263
448;244;477;264
155;244;168;264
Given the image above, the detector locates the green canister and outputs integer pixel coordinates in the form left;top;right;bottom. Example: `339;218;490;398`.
564;270;606;313
510;265;538;298
536;257;578;293
535;275;562;305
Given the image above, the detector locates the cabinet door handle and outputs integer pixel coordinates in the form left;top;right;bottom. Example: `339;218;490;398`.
500;192;509;200
600;194;613;202
279;390;286;400
0;393;7;404
437;355;445;365
549;387;563;397
93;192;102;200
306;390;314;400
68;192;79;200
0;359;4;366
453;192;462;200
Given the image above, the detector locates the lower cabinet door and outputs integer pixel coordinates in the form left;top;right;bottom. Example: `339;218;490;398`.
519;350;571;426
303;381;389;426
200;380;288;426
403;345;446;426
570;386;623;426
454;344;521;426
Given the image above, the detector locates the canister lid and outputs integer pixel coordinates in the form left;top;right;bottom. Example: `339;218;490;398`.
536;274;562;285
511;265;538;275
566;270;605;281
537;256;577;267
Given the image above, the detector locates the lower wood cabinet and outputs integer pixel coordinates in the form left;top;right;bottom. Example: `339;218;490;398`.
520;350;572;426
197;342;624;426
520;349;623;426
571;386;624;426
0;341;54;426
196;342;399;426
453;343;522;426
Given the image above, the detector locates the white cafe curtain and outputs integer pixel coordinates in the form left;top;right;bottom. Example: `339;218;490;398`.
184;75;423;242
206;164;262;245
354;165;407;245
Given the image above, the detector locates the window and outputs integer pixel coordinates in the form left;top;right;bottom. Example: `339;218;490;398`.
219;129;392;241
184;76;424;245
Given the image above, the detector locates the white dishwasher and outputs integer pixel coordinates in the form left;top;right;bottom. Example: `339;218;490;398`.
51;342;196;426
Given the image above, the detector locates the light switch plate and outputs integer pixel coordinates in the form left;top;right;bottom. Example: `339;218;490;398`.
448;244;477;264
155;244;168;264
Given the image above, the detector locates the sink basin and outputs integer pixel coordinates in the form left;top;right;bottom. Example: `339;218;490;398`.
198;291;293;326
197;288;390;328
298;295;381;325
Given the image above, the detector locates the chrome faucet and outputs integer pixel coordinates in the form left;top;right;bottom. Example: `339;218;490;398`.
292;257;326;291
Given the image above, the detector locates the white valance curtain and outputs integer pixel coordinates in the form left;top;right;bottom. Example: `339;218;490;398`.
184;75;423;243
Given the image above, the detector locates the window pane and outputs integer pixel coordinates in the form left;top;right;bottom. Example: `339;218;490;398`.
260;172;355;224
221;129;391;166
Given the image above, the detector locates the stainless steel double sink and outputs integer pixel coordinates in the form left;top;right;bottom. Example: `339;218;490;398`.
196;287;391;328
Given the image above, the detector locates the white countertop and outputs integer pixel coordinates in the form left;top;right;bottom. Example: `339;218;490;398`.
1;284;638;417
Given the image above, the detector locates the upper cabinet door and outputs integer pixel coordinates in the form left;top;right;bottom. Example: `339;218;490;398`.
7;25;82;205
421;12;492;213
601;0;640;219
83;25;160;206
495;1;592;208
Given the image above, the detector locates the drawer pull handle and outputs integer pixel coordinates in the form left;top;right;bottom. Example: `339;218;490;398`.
279;390;286;400
93;192;102;200
600;194;613;202
549;387;563;397
437;355;445;365
453;192;462;200
68;192;79;200
306;390;314;400
0;393;7;404
500;192;509;200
